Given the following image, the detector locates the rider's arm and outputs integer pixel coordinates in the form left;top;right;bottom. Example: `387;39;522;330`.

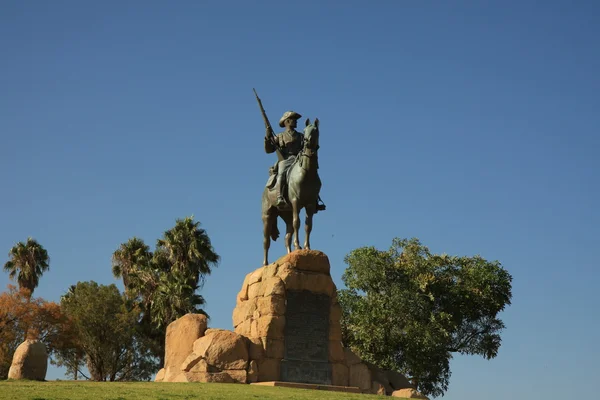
264;131;279;154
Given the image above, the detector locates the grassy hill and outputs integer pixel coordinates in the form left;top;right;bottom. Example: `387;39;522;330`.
0;380;411;400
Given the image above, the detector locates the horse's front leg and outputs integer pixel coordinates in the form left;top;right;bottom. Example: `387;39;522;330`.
263;214;271;266
304;208;314;250
292;200;302;250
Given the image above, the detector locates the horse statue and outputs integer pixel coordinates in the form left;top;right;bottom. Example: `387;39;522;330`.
261;118;321;265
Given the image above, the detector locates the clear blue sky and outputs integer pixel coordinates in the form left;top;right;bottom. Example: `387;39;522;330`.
1;1;598;398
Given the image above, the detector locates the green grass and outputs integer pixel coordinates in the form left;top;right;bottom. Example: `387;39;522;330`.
0;381;406;400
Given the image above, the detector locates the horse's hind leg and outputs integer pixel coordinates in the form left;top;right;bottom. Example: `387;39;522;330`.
263;214;271;266
279;212;294;254
304;207;315;250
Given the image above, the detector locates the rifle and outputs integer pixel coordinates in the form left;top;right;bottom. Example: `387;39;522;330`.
253;88;284;162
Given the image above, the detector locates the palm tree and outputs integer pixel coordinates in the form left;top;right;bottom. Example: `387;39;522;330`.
3;238;50;297
156;216;219;288
111;237;152;295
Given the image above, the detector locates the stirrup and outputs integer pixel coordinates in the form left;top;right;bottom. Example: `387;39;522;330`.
275;197;287;208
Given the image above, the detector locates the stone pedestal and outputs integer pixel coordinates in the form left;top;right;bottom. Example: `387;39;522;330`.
232;250;341;385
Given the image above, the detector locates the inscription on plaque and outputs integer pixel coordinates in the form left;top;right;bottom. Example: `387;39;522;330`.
281;290;331;384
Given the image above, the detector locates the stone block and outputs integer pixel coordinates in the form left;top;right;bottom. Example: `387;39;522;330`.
164;314;207;379
257;358;280;382
286;250;331;274
349;362;371;391
257;295;285;316
224;369;247;383
237;281;249;303
251;315;285;339
261;337;285;359
392;388;429;399
154;368;165;382
248;281;264;299
344;347;362;366
185;358;208;373
277;266;334;296
331;362;349;387
185;371;234;383
232;297;257;327
248;337;264;360
248;268;264;285
262;277;285;297
263;263;279;278
180;352;202;371
168;372;190;382
329;340;345;362
247;360;258;383
329;321;342;341
234;318;252;337
330;301;342;323
192;329;248;370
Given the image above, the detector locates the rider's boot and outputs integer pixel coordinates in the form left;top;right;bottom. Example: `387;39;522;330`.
275;179;287;208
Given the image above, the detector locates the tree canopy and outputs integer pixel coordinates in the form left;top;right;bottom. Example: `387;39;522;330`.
58;281;157;381
338;238;513;397
3;238;50;297
110;216;219;366
0;286;71;379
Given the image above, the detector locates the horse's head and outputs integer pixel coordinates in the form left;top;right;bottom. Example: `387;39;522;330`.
303;118;320;151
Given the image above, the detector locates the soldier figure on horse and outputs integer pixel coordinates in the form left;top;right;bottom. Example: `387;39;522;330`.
254;89;325;265
264;110;326;211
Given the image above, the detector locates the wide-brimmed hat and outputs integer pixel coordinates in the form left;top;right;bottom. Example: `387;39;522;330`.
279;111;302;128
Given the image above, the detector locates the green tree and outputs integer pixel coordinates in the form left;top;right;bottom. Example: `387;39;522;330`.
111;237;152;296
338;238;513;398
156;216;220;288
0;286;72;379
110;217;218;367
59;281;158;381
3;238;50;297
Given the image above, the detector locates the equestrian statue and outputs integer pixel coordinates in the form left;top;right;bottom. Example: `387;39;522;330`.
254;89;326;266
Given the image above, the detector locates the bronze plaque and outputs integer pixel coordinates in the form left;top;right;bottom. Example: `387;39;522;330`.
281;290;331;384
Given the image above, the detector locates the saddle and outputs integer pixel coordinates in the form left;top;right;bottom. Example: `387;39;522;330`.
265;156;299;191
266;173;276;190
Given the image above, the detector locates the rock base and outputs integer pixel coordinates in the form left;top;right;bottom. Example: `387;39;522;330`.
156;250;420;397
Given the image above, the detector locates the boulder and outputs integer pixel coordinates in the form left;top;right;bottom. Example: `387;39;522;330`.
192;329;248;370
164;313;207;382
7;340;47;381
154;368;165;382
392;388;429;399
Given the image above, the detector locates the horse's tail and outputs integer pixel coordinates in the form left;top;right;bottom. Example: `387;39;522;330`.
270;216;279;241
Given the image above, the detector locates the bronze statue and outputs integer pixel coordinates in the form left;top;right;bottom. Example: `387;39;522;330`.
254;90;325;265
